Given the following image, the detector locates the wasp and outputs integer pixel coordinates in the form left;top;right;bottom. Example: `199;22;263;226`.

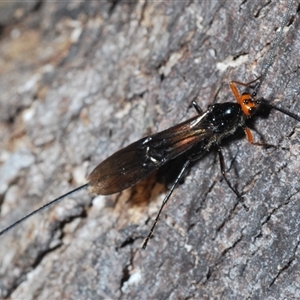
0;0;297;251
1;76;299;250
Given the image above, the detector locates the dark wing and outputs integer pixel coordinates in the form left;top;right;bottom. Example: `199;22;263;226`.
88;111;213;195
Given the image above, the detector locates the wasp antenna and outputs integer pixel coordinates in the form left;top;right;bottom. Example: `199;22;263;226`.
0;184;89;237
260;98;300;122
252;0;294;97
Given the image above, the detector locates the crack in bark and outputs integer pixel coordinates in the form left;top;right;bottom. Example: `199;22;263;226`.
202;233;244;285
253;0;272;19
213;199;243;238
2;213;84;298
269;239;300;287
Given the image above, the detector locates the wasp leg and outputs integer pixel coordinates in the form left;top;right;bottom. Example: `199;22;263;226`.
229;78;261;105
217;148;241;198
142;159;191;249
192;100;203;115
244;127;277;148
230;77;261;88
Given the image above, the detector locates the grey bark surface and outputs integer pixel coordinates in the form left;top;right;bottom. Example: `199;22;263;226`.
0;0;300;299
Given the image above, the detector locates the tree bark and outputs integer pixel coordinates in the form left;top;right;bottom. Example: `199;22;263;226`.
1;0;300;299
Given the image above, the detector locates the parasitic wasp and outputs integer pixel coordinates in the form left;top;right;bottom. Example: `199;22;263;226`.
0;0;297;252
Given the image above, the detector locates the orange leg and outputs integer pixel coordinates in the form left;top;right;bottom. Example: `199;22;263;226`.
244;127;276;148
230;77;261;88
229;81;241;103
229;77;261;102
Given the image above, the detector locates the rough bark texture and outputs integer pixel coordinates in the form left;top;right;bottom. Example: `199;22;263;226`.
1;0;300;299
